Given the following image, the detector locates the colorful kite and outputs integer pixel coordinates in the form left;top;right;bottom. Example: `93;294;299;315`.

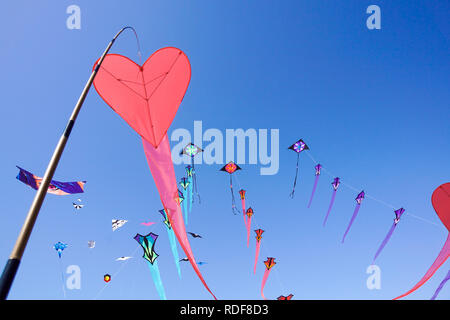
394;183;450;300
277;294;294;300
323;177;340;227
239;189;247;229
103;274;111;283
179;177;190;225
16;166;85;195
431;269;450;300
54;242;67;258
288;139;309;198
112;219;127;231
254;229;264;274
342;190;365;243
220;161;242;215
134;232;166;300
261;257;276;300
159;208;182;278
372;208;405;263
246;208;254;247
181;143;203;204
93;46;215;299
307;164;322;208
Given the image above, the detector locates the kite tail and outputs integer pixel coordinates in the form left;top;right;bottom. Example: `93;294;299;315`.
192;160;201;204
431;269;450;300
342;204;361;243
167;228;182;279
394;233;450;300
289;153;300;198
188;175;193;213
143;136;216;300
372;223;397;264
261;269;271;300
147;260;167;300
323;190;337;227
230;175;239;215
182;189;188;226
307;175;320;208
241;198;248;229
247;217;252;247
59;257;66;299
254;241;261;274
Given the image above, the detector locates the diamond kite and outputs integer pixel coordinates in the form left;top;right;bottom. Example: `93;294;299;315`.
220;161;242;215
134;232;166;300
288;139;309;198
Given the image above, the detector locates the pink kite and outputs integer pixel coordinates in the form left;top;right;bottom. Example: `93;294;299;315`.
254;229;264;274
93;47;216;299
394;182;450;300
261;257;276;300
141;222;156;226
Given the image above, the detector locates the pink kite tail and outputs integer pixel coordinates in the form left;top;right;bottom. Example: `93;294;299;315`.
261;269;271;300
254;241;261;274
431;269;450;300
242;198;248;229
323;190;337;227
394;233;450;300
247;217;252;247
372;223;397;263
307;175;320;208
142;135;216;300
342;204;361;243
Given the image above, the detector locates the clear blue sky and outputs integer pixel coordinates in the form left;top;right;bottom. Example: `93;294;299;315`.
0;1;448;300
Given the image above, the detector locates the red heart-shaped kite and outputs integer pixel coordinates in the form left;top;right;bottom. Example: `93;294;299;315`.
93;47;191;147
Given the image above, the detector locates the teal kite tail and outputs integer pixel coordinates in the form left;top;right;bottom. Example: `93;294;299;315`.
167;228;182;279
147;260;167;300
188;177;193;213
183;190;188;225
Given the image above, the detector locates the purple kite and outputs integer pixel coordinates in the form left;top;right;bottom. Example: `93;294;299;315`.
372;208;405;263
288;139;309;198
342;190;365;243
307;164;322;208
323;177;340;227
431;269;450;300
16;166;85;195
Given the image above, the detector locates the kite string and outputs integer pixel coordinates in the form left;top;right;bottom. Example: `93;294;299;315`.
92;246;139;300
304;151;442;229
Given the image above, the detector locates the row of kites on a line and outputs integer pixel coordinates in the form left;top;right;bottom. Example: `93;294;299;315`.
14;46;449;300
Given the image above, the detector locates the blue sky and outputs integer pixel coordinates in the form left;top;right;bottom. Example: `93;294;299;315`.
0;1;448;300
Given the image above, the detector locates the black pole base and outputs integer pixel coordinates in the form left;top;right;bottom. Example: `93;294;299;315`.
0;258;20;300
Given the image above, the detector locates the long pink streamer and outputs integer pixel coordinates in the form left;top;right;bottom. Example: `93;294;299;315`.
241;198;247;229
394;233;450;300
261;269;271;300
142;135;216;299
